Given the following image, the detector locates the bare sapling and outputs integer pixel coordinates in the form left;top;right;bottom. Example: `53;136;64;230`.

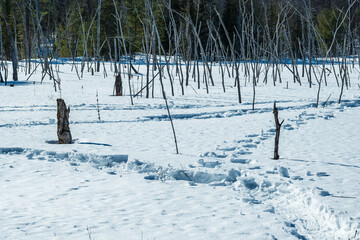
96;90;101;122
312;65;324;108
112;0;133;105
57;99;72;144
215;8;241;103
149;4;179;154
273;102;284;160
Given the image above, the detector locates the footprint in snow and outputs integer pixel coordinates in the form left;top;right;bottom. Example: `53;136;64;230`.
197;159;221;168
264;206;275;214
245;134;260;138
242;198;261;204
216;146;237;151
144;175;157;180
200;152;227;158
209;181;227;187
240;177;258;190
267;128;276;133
242;143;257;149
323;113;335;120
278;167;290;178
230;158;250;164
235;139;253;143
249;166;261;170
313;187;331;197
259;136;270;141
316;172;330;177
234;150;252;156
283;124;295;131
284;222;308;240
296;120;306;126
291;176;304;180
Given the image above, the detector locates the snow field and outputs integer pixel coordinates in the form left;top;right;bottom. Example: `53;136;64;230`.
0;61;360;239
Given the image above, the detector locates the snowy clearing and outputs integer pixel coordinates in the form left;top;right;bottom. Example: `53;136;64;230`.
0;61;360;239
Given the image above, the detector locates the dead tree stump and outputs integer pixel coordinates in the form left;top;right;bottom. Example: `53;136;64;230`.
114;74;123;96
273;102;284;160
57;99;72;144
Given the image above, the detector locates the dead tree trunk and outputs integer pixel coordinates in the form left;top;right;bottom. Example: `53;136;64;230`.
273;102;284;160
96;0;102;72
57;99;72;144
2;15;18;81
114;74;123;96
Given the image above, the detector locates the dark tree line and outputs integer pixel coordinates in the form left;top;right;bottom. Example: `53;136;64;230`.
1;0;359;61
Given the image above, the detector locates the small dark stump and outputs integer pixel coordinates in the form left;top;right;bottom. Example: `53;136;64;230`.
114;74;123;96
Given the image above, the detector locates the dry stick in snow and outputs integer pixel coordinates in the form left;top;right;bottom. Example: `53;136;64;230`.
331;195;356;199
339;63;346;104
312;65;324;108
96;90;101;122
157;61;179;155
133;65;165;98
331;60;340;87
102;58;107;78
324;94;332;106
26;62;42;81
273;102;284;160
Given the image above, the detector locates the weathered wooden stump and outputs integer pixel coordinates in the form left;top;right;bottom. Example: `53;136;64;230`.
114;74;123;96
57;99;72;144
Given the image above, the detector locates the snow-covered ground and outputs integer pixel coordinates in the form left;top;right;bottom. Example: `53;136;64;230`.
0;61;359;239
